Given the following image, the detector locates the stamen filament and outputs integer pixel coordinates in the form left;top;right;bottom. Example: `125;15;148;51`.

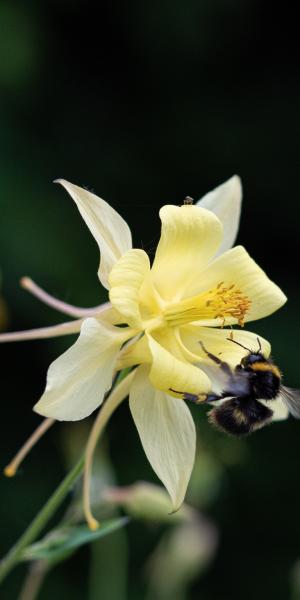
4;418;55;477
83;369;135;530
0;319;83;343
164;282;251;327
21;277;111;318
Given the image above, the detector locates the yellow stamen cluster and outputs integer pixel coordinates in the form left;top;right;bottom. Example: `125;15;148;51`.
164;282;251;328
205;282;251;326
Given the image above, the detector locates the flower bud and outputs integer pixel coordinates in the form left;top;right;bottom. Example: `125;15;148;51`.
104;482;189;523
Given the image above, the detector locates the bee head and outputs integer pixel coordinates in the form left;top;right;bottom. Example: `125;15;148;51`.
241;353;266;368
227;336;265;369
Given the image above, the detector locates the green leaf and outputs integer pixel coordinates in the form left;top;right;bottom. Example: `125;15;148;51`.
20;517;129;566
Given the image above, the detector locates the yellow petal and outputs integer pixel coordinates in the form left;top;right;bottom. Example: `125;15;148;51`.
34;318;129;421
271;399;289;421
150;205;222;301
109;249;150;328
179;325;271;367
129;365;196;511
98;306;125;325
146;331;211;395
187;245;286;324
260;398;289;421
56;180;132;290
198;175;242;255
117;334;152;369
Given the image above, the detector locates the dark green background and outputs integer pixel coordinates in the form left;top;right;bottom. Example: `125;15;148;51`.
1;1;300;598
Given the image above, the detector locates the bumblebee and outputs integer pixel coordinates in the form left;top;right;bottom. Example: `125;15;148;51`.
170;338;300;436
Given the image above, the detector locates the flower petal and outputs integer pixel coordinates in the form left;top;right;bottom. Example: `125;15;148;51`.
129;365;196;511
271;398;289;421
198;175;242;255
260;398;289;421
150;205;222;301
109;249;150;328
34;318;129;421
146;331;211;395
179;325;271;367
189;245;286;324
56;180;132;289
117;334;152;369
178;325;271;396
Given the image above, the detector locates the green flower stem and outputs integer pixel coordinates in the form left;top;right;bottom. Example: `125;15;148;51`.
0;456;84;584
0;369;134;585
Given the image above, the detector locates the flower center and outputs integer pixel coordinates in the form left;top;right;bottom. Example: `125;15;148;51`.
163;282;251;327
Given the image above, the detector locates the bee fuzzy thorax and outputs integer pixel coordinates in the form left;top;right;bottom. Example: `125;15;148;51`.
249;361;281;380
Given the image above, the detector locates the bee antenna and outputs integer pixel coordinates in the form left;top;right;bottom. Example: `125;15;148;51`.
226;337;251;352
257;337;262;352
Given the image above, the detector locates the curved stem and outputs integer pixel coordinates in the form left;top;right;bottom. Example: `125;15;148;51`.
18;560;49;600
4;419;55;477
83;370;135;529
0;370;134;584
0;456;84;585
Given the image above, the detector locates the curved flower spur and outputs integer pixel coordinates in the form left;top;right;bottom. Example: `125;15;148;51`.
1;176;287;526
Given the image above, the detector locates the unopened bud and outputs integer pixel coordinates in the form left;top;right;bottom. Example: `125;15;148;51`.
104;482;188;523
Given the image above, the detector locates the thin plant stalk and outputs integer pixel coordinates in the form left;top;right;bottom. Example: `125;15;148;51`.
0;456;84;584
0;370;133;584
18;560;49;600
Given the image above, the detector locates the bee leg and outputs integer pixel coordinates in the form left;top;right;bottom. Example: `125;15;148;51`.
205;393;224;403
199;341;232;376
183;392;207;404
257;337;262;352
169;389;209;404
187;392;226;405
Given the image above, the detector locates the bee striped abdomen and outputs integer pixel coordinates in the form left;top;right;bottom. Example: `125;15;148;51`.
209;397;273;436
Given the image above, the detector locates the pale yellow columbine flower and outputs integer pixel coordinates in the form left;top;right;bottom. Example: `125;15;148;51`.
34;176;286;510
0;176;287;512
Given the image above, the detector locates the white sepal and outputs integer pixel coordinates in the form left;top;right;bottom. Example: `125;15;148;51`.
56;180;132;289
198;175;242;255
34;318;126;420
129;365;196;512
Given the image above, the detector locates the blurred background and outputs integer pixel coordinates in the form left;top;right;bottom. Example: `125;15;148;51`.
1;0;300;598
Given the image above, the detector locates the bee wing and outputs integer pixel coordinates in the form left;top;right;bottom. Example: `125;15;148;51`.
199;361;233;396
278;386;300;419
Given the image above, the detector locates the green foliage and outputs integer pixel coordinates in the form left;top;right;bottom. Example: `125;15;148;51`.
21;518;129;567
1;0;299;598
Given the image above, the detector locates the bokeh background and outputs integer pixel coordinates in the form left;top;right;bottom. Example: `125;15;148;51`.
1;1;300;598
